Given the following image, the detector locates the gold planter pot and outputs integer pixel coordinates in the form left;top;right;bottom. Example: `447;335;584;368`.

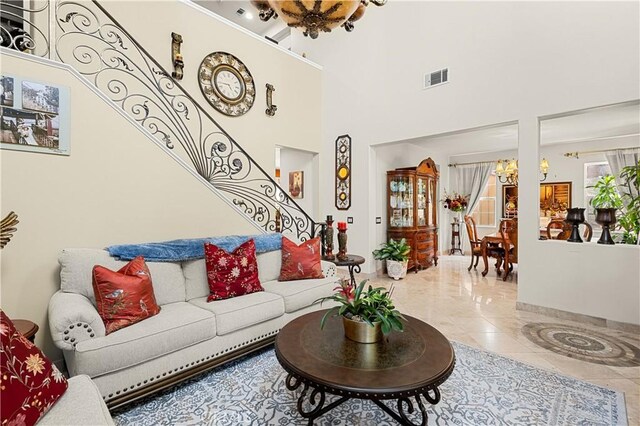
342;317;382;344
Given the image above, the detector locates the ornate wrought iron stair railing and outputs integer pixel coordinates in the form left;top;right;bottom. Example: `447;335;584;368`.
1;0;317;241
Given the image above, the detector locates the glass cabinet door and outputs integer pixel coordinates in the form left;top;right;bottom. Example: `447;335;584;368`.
389;176;414;227
417;177;427;226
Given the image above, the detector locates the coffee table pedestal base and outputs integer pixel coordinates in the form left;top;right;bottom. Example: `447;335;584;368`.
286;373;441;426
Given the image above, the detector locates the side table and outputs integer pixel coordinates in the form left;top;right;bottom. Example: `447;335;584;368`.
14;319;39;343
450;222;463;255
324;254;365;286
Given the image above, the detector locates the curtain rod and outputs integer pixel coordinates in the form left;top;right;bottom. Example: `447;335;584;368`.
448;160;496;167
564;146;640;158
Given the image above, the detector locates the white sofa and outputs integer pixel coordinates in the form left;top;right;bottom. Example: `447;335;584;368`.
48;248;339;408
39;375;114;425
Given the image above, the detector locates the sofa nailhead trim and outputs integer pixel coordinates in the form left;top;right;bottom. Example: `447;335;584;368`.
108;331;282;401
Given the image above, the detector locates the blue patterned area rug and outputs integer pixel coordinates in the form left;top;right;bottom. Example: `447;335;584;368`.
113;342;627;425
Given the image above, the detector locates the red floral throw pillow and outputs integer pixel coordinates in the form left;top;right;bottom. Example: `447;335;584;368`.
279;236;324;281
1;311;68;426
92;256;161;335
204;239;263;301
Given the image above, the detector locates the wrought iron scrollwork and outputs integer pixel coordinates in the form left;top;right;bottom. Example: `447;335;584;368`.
285;374;349;424
0;0;51;57
53;0;316;240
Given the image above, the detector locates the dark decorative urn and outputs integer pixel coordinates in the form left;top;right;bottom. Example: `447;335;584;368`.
595;208;617;245
565;208;586;243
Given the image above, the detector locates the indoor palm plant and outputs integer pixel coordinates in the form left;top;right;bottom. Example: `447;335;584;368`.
372;238;411;280
316;279;406;343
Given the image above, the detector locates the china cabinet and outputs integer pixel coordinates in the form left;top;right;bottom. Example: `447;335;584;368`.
386;158;439;271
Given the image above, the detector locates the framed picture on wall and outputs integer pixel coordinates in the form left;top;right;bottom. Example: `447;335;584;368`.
289;171;303;199
0;75;70;156
502;185;518;218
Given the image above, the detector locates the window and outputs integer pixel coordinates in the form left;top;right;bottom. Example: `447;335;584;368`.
584;161;612;225
470;173;496;227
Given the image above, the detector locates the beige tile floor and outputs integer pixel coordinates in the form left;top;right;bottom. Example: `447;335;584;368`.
351;255;640;425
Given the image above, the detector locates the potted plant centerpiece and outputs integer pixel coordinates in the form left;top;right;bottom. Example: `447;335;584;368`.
372;238;411;280
316;279;406;343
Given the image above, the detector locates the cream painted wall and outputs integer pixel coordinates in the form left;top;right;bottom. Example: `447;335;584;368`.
293;1;640;324
0;54;255;360
278;146;319;218
98;0;323;176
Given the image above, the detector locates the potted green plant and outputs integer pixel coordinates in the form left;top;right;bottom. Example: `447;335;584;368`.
315;279;406;343
590;175;622;244
372;238;411;280
618;163;640;244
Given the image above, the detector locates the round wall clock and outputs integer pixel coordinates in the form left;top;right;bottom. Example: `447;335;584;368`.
198;52;255;117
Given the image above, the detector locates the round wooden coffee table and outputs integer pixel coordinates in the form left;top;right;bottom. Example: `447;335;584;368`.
275;310;455;425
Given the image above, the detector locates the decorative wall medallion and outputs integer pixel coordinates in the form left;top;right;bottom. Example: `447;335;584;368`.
198;52;255;117
522;322;640;367
335;134;351;210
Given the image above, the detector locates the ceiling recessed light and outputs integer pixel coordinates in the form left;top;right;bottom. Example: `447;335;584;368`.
245;12;254;20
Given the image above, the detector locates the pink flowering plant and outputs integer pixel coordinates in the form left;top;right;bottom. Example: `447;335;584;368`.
441;190;469;212
315;279;406;335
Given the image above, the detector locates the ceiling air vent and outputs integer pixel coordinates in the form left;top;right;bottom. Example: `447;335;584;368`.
424;68;449;89
236;8;246;16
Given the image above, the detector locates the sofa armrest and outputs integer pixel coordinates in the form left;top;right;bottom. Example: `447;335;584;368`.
321;260;338;279
48;291;105;351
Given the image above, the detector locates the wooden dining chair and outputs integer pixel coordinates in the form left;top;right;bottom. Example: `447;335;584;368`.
464;215;503;272
547;219;593;242
499;219;518;281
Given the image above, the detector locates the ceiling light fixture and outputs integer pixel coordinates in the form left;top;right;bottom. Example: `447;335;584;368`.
250;0;387;39
245;12;254;20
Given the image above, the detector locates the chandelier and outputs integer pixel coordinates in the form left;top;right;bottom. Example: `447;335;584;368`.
250;0;387;39
495;158;549;185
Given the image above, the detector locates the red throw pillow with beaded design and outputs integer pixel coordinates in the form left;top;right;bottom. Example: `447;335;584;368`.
0;310;68;426
204;239;263;301
279;236;324;281
92;256;161;335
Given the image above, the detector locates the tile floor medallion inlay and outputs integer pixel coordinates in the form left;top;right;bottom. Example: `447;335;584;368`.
522;322;640;367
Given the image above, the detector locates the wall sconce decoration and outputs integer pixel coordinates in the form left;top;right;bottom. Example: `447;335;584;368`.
335;134;352;210
266;83;277;116
171;32;184;80
1;211;19;249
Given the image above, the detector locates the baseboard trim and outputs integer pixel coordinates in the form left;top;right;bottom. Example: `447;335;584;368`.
516;302;640;333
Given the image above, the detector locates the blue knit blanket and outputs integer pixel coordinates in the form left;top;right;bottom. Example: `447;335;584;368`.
107;233;282;262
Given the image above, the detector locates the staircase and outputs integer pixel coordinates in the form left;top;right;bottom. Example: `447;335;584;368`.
0;0;318;241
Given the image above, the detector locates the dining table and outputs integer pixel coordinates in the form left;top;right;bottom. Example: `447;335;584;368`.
480;232;511;278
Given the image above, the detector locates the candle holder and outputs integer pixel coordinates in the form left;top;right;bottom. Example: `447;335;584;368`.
595;208;617;245
324;215;335;260
337;222;348;261
566;208;586;243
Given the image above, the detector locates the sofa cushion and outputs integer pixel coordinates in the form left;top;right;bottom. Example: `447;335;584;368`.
256;250;282;283
184;250;284;301
204;240;263;301
1;311;69;426
92;256;161;335
279;236;324;281
39;375;114;425
183;259;208;301
73;302;215;378
189;292;284;335
60;248;186;306
262;278;336;313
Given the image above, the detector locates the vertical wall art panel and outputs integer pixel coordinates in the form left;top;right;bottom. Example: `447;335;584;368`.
335;134;351;210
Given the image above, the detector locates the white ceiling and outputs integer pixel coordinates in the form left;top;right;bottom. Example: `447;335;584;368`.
193;0;281;37
403;100;639;156
540;101;640;145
